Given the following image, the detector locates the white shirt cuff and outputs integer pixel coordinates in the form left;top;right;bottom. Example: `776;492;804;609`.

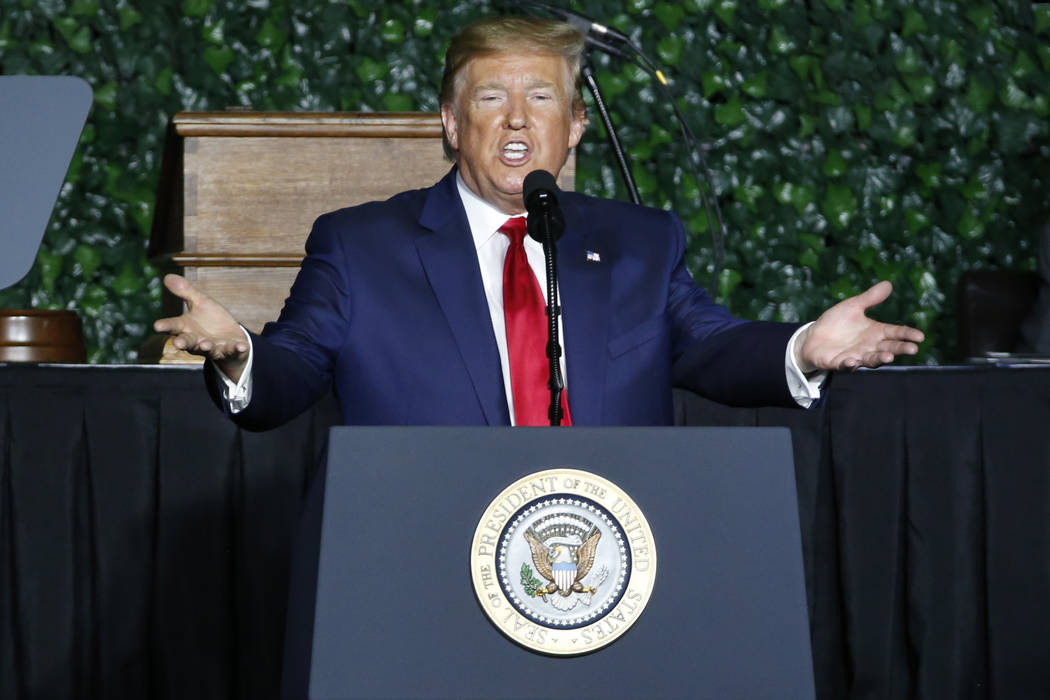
216;327;254;414
785;322;826;408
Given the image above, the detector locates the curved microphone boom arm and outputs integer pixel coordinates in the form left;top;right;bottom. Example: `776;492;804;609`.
582;51;641;206
516;0;728;294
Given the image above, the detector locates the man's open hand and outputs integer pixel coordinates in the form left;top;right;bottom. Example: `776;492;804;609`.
795;281;925;373
153;274;250;381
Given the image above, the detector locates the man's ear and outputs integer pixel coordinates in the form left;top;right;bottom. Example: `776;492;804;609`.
440;104;459;151
567;108;587;150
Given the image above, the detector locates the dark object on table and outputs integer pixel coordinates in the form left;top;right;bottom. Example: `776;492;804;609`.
0;309;87;362
956;269;1040;359
1018;225;1050;354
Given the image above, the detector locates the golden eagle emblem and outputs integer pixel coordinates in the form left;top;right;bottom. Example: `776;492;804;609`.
524;526;601;598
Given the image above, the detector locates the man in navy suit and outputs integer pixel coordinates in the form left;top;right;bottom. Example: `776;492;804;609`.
154;16;924;430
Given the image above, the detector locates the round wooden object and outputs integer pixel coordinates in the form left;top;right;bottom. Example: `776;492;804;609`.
0;309;87;363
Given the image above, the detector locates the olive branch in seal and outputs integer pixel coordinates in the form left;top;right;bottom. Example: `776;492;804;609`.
520;563;544;596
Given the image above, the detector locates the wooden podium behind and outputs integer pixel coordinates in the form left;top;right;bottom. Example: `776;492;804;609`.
146;110;576;363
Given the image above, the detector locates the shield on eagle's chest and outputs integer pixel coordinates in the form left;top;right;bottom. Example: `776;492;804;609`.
553;561;576;593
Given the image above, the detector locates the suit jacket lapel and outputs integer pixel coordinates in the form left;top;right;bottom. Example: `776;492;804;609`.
559;196;611;425
416;171;510;426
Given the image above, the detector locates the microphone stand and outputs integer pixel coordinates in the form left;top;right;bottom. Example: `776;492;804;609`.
539;222;565;426
582;52;641;205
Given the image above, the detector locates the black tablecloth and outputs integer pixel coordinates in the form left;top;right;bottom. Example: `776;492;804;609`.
1;364;1048;699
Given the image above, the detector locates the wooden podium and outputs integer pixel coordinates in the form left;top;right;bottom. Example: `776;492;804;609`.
147;110;576;363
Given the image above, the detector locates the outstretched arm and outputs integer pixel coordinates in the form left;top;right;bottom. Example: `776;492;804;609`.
795;280;925;372
152;274;250;382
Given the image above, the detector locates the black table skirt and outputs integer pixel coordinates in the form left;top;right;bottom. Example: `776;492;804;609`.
1;364;1048;699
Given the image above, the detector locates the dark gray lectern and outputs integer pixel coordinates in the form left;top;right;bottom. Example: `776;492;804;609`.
0;76;93;289
284;427;814;699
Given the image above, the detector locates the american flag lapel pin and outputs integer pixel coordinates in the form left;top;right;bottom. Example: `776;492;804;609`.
586;250;601;263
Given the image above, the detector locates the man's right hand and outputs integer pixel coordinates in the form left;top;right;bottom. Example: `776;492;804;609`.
153;274;250;382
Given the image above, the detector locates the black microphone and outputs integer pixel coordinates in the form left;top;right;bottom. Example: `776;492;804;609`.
523;169;565;243
522;1;632;45
520;1;669;84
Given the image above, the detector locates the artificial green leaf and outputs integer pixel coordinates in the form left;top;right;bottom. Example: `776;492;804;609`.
119;5;142;30
999;80;1029;109
1010;51;1037;80
916;162;941;189
201;17;224;44
1036;4;1050;33
74;245;102;280
906;209;930;233
181;0;212;17
1037;44;1050;72
798;113;816;137
905;74;935;103
823;184;856;229
154;66;174;95
823;150;847;177
414;14;434;36
714;94;745;127
657;36;685;65
964;6;996;33
966;78;994;113
355;57;388;83
380;18;404;43
854;103;872;130
741;71;767;98
895;46;921;74
719;267;742;297
957;208;983;239
382;92;413;111
653;2;686;30
70;0;99;17
853;0;873;27
111;263;144;296
713;0;737;26
768;26;796;54
789;55;816;82
94;81;118;110
734;183;764;212
203;46;234;74
901;8;926;37
257;17;286;49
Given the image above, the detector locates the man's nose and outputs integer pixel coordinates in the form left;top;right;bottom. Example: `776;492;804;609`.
505;95;527;129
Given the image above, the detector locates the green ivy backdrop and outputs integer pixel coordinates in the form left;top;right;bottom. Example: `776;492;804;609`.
1;0;1048;363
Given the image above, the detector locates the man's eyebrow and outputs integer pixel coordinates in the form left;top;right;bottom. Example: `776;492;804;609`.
526;79;557;89
472;81;507;94
471;79;559;94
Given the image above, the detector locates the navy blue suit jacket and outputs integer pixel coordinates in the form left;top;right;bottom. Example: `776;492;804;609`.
212;169;800;430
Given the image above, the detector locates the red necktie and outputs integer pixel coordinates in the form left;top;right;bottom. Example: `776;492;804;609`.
499;217;571;426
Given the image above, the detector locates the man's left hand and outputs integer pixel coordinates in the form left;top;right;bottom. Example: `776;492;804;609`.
795;280;925;372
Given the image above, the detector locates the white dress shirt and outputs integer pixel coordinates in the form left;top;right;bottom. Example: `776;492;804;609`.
220;175;824;415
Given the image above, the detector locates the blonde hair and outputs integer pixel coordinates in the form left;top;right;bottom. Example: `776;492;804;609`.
439;16;587;160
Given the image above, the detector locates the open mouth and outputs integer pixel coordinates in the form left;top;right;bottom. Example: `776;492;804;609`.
501;141;530;164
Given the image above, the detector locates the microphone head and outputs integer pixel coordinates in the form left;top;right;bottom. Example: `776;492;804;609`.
523;169;559;203
523;170;564;242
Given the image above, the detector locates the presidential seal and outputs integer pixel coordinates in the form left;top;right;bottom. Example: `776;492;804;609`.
470;469;656;655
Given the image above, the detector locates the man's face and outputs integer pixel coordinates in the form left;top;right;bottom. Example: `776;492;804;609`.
440;51;586;214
